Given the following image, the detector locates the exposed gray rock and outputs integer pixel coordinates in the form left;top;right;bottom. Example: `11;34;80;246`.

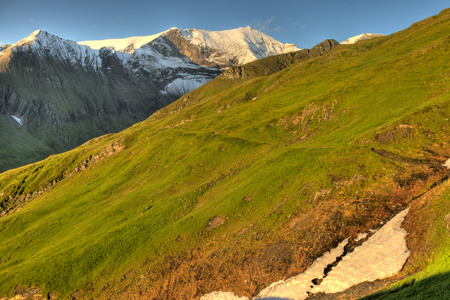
0;31;217;172
0;28;298;171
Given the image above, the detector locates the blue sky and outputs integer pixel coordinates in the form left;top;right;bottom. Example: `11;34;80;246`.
0;0;448;48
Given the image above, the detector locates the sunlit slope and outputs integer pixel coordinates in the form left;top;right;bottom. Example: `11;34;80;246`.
0;8;448;299
362;181;450;299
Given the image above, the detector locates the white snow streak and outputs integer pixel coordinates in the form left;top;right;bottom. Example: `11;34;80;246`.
201;208;410;300
254;239;349;300
161;76;209;96
314;208;410;294
11;115;22;125
443;158;450;169
201;292;249;300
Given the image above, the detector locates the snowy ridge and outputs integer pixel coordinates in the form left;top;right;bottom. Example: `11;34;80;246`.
341;33;385;44
7;30;103;70
4;29;206;72
3;27;299;101
78;28;175;53
78;26;300;67
8;27;299;73
181;26;300;65
113;40;202;74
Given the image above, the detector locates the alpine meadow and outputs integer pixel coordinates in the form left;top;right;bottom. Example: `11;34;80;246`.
0;8;449;300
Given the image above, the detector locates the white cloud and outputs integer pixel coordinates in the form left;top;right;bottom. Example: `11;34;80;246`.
253;16;284;33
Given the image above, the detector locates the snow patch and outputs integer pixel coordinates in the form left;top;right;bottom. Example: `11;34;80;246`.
254;239;349;299
354;232;368;242
443;158;450;169
201;292;249;300
201;239;349;300
11;115;22;125
314;208;410;294
161;76;209;97
202;208;410;300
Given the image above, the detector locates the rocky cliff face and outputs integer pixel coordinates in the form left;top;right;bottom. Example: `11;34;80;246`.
0;28;298;172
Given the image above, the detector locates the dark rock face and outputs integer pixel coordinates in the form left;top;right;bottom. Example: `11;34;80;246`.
0;32;221;171
0;28;298;172
164;29;228;68
163;28;239;69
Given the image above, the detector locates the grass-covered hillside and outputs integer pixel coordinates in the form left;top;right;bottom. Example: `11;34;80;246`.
0;8;449;299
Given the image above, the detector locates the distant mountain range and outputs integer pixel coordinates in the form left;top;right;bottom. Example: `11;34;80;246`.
0;27;298;172
78;27;300;68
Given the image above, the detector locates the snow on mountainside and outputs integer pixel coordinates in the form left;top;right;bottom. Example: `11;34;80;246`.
0;29;222;171
0;27;299;171
341;33;385;44
0;30;102;70
180;27;300;65
2;27;299;107
3;29;217;96
79;26;300;68
78;28;175;53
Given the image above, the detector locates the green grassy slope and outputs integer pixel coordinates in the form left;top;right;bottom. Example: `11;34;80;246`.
0;42;173;172
0;115;56;172
0;9;448;299
361;180;450;299
221;38;339;79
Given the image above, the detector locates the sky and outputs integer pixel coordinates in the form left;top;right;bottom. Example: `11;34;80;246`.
0;0;448;48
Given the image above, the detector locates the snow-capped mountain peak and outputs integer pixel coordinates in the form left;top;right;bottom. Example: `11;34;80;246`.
78;27;300;67
341;33;385;44
8;29;45;47
4;29;103;70
180;26;300;65
2;27;300;103
78;28;177;53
